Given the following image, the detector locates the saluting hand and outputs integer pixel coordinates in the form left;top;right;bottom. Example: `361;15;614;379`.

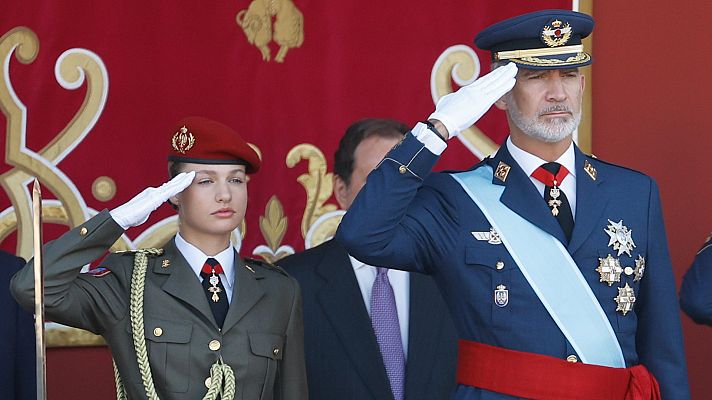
429;62;517;139
109;171;196;230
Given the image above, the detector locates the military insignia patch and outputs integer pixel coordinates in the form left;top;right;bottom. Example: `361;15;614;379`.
596;254;622;286
161;259;170;269
83;267;111;278
605;219;636;257
614;283;636;315
541;19;572;47
634;255;646;282
494;284;509;307
171;126;195;154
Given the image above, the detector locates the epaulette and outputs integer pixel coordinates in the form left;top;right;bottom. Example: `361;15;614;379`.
111;248;164;256
245;258;288;277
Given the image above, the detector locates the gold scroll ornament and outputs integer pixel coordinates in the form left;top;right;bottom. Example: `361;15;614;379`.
236;0;304;63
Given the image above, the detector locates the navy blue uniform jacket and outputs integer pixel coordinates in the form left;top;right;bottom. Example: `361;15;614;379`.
336;133;690;399
279;239;457;400
680;237;712;325
1;251;36;400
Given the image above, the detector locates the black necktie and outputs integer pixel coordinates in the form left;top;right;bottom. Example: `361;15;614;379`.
200;258;229;328
535;162;574;241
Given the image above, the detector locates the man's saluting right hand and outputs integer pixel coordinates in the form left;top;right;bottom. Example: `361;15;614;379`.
429;62;517;140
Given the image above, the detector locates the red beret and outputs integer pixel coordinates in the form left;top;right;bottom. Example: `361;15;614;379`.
167;116;261;173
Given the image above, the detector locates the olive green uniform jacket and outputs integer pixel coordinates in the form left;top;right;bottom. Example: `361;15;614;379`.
11;210;307;400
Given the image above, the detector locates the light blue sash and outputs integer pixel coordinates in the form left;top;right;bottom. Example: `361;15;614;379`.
452;166;625;368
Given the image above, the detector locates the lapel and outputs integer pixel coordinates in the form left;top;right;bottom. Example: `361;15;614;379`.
156;238;215;326
221;253;266;334
315;240;393;400
488;145;568;245
403;273;443;400
567;148;607;254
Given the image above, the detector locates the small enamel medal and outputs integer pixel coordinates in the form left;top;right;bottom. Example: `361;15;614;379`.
494;284;509;307
605;219;636;257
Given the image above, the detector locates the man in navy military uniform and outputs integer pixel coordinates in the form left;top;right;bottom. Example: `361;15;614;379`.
279;118;457;400
680;234;712;325
336;9;689;399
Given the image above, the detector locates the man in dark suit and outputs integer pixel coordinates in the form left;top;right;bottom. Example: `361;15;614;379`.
0;250;36;399
279;118;457;400
336;10;689;400
680;234;712;325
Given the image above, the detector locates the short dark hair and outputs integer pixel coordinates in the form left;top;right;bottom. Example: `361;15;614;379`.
333;118;408;186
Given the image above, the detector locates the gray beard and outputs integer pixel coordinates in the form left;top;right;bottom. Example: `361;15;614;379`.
508;97;581;143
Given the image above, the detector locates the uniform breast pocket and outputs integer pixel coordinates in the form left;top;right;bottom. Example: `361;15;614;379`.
465;245;517;331
143;317;193;393
248;332;285;400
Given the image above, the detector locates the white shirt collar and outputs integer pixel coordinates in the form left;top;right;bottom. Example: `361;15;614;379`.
505;136;576;181
174;233;235;289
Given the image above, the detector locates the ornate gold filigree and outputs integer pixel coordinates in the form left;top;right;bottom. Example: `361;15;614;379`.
236;0;304;63
255;195;293;262
286;144;338;239
431;45;497;159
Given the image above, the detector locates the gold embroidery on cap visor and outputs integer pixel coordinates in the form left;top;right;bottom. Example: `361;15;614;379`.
171;126;195;154
506;52;590;67
494;45;583;61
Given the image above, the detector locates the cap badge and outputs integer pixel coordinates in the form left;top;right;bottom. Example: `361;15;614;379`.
171;126;195;154
541;19;572;47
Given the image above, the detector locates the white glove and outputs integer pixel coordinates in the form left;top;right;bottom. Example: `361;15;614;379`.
109;171;195;230
428;62;517;139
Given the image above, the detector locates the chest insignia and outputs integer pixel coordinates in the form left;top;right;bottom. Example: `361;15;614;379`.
633;255;646;282
614;283;636;315
472;227;502;245
596;254;622;286
605;219;636;257
494;284;509;307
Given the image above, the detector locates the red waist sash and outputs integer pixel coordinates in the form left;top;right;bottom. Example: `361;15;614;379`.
457;339;661;400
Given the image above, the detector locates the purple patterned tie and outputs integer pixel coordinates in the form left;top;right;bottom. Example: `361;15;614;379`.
371;267;406;400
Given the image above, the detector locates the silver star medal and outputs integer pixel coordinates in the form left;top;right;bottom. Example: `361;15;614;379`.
614;283;636;315
605;219;636;257
596;254;622;286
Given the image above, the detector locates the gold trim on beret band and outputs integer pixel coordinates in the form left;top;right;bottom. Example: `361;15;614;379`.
494;44;584;61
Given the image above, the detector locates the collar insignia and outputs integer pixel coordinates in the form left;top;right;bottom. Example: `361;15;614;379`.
583;160;597;181
494;161;511;182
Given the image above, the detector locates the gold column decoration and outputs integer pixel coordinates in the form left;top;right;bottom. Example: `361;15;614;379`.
431;45;497;159
255;195;292;263
286;144;338;239
0;27;109;258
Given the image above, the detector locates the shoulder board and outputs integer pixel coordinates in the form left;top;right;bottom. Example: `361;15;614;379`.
245;258;288;276
583;155;646;177
111;248;164;256
82;266;111;278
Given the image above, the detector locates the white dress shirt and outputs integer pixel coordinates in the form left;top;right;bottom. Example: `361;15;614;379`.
505;137;577;218
349;255;410;357
175;233;236;304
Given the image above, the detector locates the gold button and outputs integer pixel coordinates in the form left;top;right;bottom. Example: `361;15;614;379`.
273;347;280;356
204;377;212;388
153;327;163;337
79;227;88;236
399;165;407;174
209;340;221;351
496;261;504;270
566;355;578;363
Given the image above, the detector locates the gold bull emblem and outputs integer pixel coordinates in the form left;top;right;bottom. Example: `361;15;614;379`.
236;0;304;63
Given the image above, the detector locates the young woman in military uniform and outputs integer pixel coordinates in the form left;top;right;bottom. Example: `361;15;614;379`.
11;116;308;400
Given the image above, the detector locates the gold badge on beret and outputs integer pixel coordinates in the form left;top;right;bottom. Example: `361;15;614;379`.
172;126;195;154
